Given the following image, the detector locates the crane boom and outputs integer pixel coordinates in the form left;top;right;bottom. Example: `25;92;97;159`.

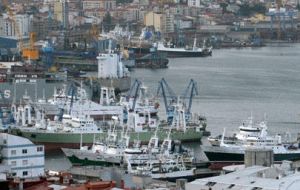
181;79;198;117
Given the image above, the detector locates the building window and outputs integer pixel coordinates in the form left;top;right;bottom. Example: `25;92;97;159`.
23;171;28;176
37;146;43;152
12;172;16;176
22;149;27;154
11;150;16;155
22;160;28;166
11;161;16;166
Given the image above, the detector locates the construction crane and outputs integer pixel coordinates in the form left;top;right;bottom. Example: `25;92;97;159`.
22;32;39;60
2;0;23;53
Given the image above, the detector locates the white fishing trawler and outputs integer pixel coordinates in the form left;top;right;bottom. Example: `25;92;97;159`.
155;38;212;58
127;155;196;181
61;117;128;166
33;83;124;122
202;117;300;163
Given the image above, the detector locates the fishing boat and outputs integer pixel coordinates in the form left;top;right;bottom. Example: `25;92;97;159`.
127;155;196;181
202;117;300;164
61;123;128;166
62;124;194;167
8;79;205;151
33;83;124;122
155;38;212;58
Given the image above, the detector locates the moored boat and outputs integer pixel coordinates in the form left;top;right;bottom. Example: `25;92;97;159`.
202;117;300;164
155;38;212;58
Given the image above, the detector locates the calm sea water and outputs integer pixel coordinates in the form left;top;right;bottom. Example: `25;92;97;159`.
46;44;300;180
130;44;300;136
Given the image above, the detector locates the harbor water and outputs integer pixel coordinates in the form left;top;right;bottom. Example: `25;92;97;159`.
46;43;300;180
130;43;300;136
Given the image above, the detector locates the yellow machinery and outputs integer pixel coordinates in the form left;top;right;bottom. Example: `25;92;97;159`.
22;32;39;60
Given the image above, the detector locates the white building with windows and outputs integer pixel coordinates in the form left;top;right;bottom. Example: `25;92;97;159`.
188;0;200;7
0;13;31;38
0;133;44;179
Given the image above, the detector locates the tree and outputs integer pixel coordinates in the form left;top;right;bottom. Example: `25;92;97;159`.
238;3;251;16
238;3;266;17
116;0;133;4
220;2;228;14
103;12;112;32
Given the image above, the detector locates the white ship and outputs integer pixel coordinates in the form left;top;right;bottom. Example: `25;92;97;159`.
155;38;212;58
202;117;300;163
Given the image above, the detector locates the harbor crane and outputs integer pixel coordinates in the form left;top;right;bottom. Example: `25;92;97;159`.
126;79;142;111
180;79;199;120
156;78;177;124
156;78;199;124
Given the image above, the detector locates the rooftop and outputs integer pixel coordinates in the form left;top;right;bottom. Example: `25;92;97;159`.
186;162;300;190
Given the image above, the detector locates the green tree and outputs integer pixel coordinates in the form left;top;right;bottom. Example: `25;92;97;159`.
116;0;133;4
103;12;112;32
220;2;228;14
238;3;266;17
238;3;251;16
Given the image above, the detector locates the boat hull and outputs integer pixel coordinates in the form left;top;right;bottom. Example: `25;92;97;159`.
151;169;195;182
62;148;123;166
9;128;203;151
204;149;300;163
157;50;212;58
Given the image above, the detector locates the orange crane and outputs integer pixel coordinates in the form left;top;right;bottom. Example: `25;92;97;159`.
22;32;39;60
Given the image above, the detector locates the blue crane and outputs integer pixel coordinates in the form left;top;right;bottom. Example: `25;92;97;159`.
56;83;77;121
181;79;199;120
266;9;297;39
156;78;177;124
126;79;142;111
68;83;77;115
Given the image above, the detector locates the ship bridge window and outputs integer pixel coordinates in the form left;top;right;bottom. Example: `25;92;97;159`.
206;182;216;186
37;146;43;152
23;171;28;176
228;184;235;189
11;150;16;155
252;187;262;190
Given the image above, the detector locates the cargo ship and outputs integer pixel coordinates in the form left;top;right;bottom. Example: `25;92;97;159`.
9;116;204;151
0;62;66;104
